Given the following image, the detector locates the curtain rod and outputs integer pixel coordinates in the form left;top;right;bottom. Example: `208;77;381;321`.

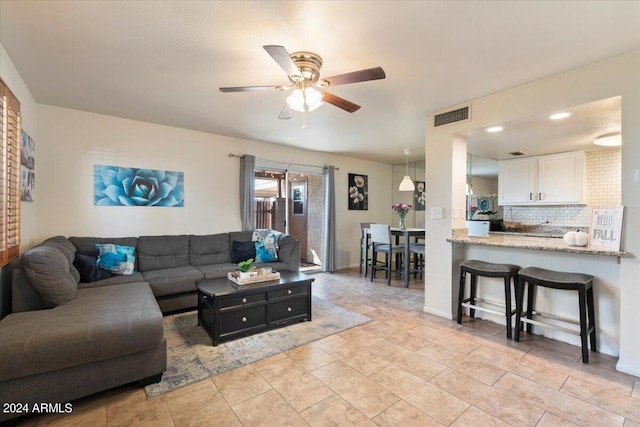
228;153;339;170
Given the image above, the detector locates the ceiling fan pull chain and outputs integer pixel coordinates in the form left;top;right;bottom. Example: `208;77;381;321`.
302;110;307;129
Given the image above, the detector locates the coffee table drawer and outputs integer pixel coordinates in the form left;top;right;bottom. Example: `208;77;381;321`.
220;305;267;334
219;292;267;308
269;284;309;299
270;296;309;322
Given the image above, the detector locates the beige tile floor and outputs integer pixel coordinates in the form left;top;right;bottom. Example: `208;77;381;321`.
11;268;640;427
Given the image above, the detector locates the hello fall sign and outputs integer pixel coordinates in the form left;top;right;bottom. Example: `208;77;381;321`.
589;206;624;251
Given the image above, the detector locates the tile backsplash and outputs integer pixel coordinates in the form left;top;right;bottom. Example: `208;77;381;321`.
505;148;621;227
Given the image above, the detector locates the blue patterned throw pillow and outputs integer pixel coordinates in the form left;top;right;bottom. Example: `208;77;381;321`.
254;233;279;263
96;244;135;275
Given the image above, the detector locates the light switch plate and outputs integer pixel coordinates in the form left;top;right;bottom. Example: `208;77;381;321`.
431;206;443;220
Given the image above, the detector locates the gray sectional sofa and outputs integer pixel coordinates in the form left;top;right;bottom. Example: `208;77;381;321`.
0;230;299;422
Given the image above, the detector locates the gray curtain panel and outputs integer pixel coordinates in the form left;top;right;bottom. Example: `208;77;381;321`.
239;155;256;231
322;166;336;272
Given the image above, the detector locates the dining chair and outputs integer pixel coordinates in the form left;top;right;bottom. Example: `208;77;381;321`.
369;224;404;286
359;222;372;277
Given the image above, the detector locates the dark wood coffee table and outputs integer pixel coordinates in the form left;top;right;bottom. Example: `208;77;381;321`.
196;270;314;346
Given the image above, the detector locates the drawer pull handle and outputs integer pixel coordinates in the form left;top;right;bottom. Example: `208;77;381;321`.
241;317;247;322
241;297;247;303
287;307;292;312
287;289;292;295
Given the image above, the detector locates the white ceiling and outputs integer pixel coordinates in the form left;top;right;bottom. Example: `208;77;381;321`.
1;1;638;164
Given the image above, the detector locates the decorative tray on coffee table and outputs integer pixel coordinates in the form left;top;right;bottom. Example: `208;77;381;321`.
227;270;281;285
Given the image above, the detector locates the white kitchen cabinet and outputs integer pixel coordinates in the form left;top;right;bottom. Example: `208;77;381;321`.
498;151;586;205
498;157;537;205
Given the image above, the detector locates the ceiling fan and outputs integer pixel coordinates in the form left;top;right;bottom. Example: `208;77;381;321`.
219;45;386;120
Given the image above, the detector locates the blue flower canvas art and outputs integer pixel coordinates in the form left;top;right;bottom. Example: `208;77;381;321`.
94;165;184;207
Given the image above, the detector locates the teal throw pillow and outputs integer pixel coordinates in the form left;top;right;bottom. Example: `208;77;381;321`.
96;244;135;275
254;233;279;263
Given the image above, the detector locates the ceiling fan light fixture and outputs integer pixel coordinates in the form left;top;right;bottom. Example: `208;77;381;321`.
286;90;304;112
304;87;323;111
286;87;323;112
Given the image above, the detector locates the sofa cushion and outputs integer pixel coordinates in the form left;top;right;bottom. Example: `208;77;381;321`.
228;231;253;246
189;233;232;266
77;271;145;289
73;253;113;283
11;268;47;313
21;246;78;308
194;263;238;279
40;236;81;284
142;266;203;297
0;282;163;382
96;244;136;275
231;240;256;263
70;236;139;272
137;235;189;271
254;261;290;272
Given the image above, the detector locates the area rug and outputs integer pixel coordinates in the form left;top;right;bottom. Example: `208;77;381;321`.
145;296;371;398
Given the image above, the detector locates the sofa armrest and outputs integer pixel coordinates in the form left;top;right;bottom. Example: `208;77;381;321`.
277;234;300;272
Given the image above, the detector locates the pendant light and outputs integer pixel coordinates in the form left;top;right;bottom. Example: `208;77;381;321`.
399;148;415;191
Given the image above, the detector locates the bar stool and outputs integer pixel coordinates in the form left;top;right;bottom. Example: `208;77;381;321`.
514;267;596;363
370;224;404;286
457;260;520;339
359;222;372;276
409;243;425;279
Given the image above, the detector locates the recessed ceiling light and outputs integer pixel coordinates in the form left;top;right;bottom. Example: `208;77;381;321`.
486;126;503;133
593;132;621;147
550;112;571;120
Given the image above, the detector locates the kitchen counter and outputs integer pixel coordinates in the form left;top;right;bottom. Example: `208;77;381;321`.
448;228;627;258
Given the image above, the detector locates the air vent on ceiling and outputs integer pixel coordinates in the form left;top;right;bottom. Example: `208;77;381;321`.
434;104;471;127
509;151;527;156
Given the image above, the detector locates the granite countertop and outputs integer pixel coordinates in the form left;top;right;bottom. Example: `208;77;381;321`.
448;229;627;258
491;225;590;238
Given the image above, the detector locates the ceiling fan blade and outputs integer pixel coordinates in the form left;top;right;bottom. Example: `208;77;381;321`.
322;67;386;87
219;86;281;93
263;45;302;79
278;105;294;120
322;92;361;113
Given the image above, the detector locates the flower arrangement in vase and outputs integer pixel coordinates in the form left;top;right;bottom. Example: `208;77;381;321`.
392;203;412;230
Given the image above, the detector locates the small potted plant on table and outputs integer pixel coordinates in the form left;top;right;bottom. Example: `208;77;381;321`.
237;258;255;278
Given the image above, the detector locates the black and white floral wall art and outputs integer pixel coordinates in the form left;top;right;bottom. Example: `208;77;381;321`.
348;173;368;210
20;130;35;202
414;181;425;211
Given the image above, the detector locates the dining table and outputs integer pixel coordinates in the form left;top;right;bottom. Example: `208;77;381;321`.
390;227;425;287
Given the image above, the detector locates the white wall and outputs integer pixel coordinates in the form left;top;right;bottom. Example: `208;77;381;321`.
0;44;38;249
35;105;392;270
424;50;640;375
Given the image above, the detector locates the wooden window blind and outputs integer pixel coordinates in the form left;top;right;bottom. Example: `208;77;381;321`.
0;79;21;267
